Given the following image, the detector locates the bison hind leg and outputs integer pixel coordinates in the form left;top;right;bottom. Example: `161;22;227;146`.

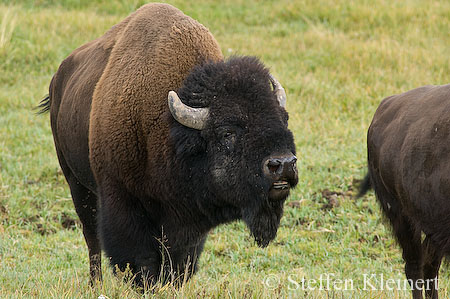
422;236;442;299
56;150;102;285
370;172;423;299
395;216;423;299
70;181;102;285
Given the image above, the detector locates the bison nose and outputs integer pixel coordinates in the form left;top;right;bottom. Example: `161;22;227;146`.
264;154;298;202
264;154;298;179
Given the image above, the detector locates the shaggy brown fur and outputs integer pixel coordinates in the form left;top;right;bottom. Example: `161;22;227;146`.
89;4;223;195
366;84;450;299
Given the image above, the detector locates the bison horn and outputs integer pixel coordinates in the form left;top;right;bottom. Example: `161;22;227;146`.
269;74;287;108
168;91;209;130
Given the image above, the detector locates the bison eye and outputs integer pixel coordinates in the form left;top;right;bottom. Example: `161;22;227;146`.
221;130;237;150
223;132;233;138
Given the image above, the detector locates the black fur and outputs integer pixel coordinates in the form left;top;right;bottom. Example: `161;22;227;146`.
367;84;450;299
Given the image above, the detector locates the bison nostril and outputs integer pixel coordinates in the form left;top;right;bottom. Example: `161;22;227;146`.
267;160;281;174
289;156;297;170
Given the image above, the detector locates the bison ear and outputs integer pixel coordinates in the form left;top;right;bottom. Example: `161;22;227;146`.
269;75;286;108
168;91;209;130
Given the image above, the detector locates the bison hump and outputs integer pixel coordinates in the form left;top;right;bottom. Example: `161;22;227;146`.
88;3;223;192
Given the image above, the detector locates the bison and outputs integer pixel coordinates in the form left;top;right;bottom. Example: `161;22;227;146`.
39;3;298;286
364;84;450;299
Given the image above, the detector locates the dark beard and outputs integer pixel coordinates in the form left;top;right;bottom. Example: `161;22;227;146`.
242;198;285;248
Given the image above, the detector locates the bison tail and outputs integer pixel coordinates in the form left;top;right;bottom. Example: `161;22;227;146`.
356;173;371;198
35;94;50;114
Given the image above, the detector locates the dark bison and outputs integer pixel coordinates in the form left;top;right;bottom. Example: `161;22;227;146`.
39;3;298;285
364;84;450;299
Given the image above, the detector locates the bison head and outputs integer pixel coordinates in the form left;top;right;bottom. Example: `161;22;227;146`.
168;56;298;247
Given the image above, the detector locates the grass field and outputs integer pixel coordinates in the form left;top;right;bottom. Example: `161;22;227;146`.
0;0;449;298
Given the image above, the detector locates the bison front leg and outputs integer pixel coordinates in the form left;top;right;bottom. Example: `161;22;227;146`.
163;235;207;286
98;186;162;287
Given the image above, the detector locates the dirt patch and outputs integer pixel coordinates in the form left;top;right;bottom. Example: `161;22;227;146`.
21;212;80;235
22;215;55;235
0;203;7;232
286;200;305;208
60;213;79;230
294;217;310;226
320;189;342;210
35;223;56;236
0;204;7;215
0;203;8;223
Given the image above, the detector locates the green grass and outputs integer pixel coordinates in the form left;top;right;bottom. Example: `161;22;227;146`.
1;0;449;297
